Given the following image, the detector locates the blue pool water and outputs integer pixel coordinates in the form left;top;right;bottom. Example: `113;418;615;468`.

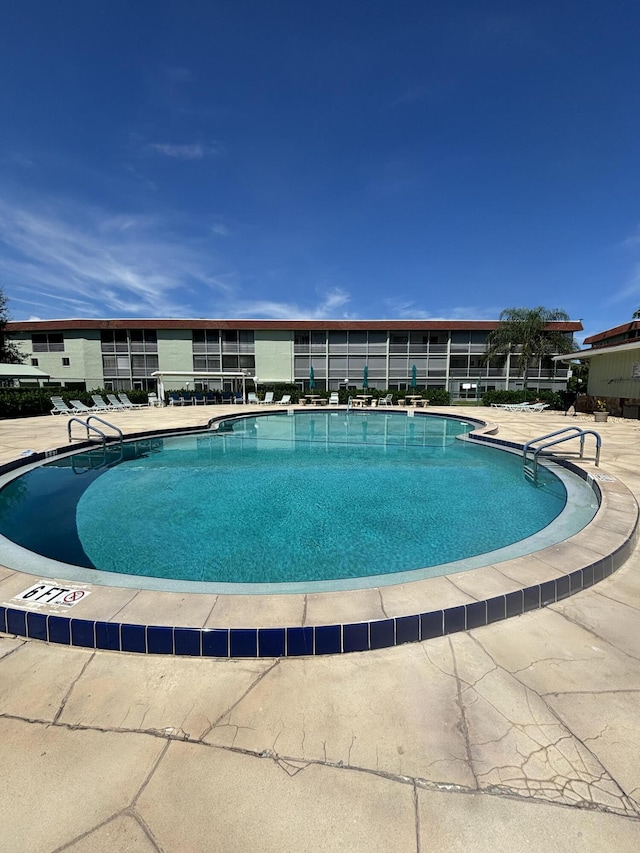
0;411;583;588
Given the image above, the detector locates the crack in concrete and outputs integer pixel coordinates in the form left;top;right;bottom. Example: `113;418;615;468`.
550;606;640;664
592;587;640;614
447;637;479;790
3;709;640;822
469;633;640;817
198;659;280;740
377;587;389;619
53;651;95;724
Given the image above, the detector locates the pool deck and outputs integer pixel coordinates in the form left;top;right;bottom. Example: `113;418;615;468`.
1;404;640;851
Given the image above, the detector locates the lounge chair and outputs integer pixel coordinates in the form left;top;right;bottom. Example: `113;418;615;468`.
328;392;340;405
260;391;274;404
118;393;147;409
168;393;183;406
106;394;126;410
147;392;160;407
193;392;205;405
378;394;393;406
247;392;260;405
274;394;291;405
50;396;74;415
91;395;111;411
234;393;244;404
69;399;94;413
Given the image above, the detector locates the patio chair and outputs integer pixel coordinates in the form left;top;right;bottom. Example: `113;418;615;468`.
106;394;126;410
328;392;340;405
118;393;147;409
168;393;183;406
260;391;274;404
522;402;550;413
69;399;94;414
147;392;160;407
377;394;393;406
274;394;291;405
247;392;260;405
193;392;205;405
50;396;74;415
234;392;244;404
205;391;216;404
91;395;111;411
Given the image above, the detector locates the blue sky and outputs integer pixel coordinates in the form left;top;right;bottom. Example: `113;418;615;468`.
1;1;639;343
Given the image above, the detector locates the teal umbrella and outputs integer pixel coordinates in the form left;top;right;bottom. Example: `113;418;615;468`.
309;366;315;390
411;364;417;389
363;365;369;389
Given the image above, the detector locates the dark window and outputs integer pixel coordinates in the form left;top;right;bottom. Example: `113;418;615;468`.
32;332;64;352
62;357;70;367
31;358;38;366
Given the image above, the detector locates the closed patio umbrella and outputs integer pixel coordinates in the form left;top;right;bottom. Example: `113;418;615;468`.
309;366;315;390
363;365;369;389
411;364;417;389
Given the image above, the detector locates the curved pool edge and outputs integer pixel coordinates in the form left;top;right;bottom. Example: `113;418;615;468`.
0;410;638;657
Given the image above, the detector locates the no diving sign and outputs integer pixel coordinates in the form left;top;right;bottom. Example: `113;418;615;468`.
11;582;91;609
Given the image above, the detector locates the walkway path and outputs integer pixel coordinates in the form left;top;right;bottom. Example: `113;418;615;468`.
1;406;639;852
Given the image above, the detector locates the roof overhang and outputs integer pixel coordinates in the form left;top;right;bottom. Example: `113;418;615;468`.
0;364;51;380
553;340;640;362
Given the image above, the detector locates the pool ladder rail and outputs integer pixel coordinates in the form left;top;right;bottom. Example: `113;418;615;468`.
67;415;124;451
523;426;602;483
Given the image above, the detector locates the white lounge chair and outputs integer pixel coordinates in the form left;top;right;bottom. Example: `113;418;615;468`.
90;395;111;411
378;394;393;406
106;394;126;410
247;393;260;405
328;392;340;405
69;399;94;413
260;391;274;404
50;396;74;415
118;393;147;409
275;394;291;405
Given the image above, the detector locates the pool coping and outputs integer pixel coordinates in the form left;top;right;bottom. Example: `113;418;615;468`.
0;409;638;657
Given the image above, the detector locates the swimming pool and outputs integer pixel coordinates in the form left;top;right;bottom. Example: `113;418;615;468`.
0;410;597;593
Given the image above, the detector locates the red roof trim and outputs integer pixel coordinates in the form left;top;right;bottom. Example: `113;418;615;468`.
6;318;583;333
583;320;640;345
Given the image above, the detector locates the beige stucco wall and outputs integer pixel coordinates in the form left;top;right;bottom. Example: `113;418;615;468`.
587;348;640;399
254;330;294;383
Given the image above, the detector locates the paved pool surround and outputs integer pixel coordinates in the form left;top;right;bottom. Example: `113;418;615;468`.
0;409;637;657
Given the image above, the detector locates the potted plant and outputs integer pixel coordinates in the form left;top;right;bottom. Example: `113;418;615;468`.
593;399;609;423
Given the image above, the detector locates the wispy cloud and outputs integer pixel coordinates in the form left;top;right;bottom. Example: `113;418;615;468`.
211;222;231;237
147;142;222;160
0;199;358;321
0;198;229;318
383;298;498;321
223;288;353;320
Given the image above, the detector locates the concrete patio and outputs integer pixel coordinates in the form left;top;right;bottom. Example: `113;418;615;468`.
1;404;640;852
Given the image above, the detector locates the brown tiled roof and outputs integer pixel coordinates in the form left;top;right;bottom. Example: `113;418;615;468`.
583;320;640;346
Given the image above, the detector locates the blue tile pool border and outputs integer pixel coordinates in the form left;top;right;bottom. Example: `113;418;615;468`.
0;420;637;658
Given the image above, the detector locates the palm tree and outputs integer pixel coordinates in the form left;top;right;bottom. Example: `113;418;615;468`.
483;307;576;390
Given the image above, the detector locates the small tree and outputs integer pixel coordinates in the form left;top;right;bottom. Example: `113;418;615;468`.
483;307;576;390
0;289;23;364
